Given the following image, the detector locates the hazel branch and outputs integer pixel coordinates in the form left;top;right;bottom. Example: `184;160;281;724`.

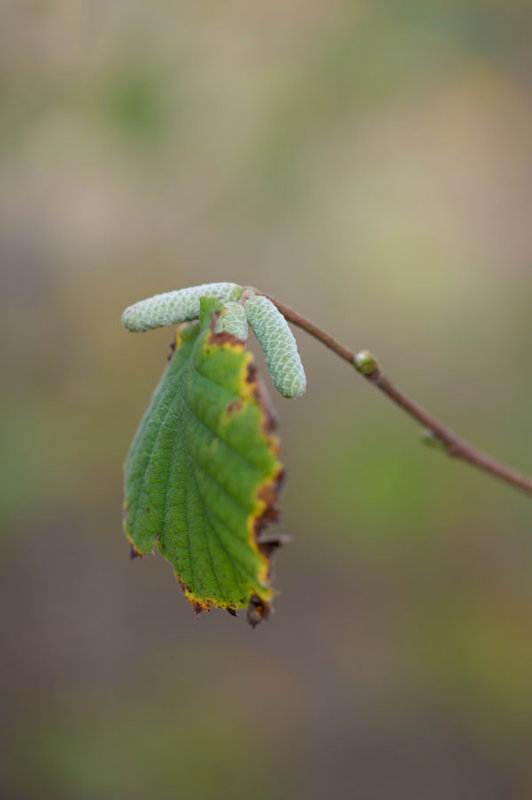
259;290;532;497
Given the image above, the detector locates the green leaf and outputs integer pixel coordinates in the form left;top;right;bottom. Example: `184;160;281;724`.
123;298;284;623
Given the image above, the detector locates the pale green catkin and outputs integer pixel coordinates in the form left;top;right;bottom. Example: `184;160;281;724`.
244;295;307;398
214;302;249;341
122;282;243;332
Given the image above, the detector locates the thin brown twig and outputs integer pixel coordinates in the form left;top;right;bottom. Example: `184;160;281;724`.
258;290;532;497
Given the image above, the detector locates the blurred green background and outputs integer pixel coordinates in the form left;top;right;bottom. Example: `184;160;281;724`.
2;1;532;798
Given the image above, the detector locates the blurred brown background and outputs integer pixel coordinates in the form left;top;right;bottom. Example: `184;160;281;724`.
2;1;532;798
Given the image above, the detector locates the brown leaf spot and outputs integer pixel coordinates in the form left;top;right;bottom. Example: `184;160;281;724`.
253;466;285;539
192;602;206;617
246;594;270;628
257;533;291;559
226;399;243;416
167;337;176;361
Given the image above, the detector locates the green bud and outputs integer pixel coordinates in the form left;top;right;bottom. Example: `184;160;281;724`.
354;350;379;376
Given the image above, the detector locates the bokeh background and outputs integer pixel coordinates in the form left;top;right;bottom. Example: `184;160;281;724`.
2;2;532;798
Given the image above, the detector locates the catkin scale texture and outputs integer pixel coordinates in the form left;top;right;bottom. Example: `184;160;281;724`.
214;302;249;341
244;295;306;398
122;282;243;332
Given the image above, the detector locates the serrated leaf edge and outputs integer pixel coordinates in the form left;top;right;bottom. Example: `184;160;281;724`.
177;318;285;617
